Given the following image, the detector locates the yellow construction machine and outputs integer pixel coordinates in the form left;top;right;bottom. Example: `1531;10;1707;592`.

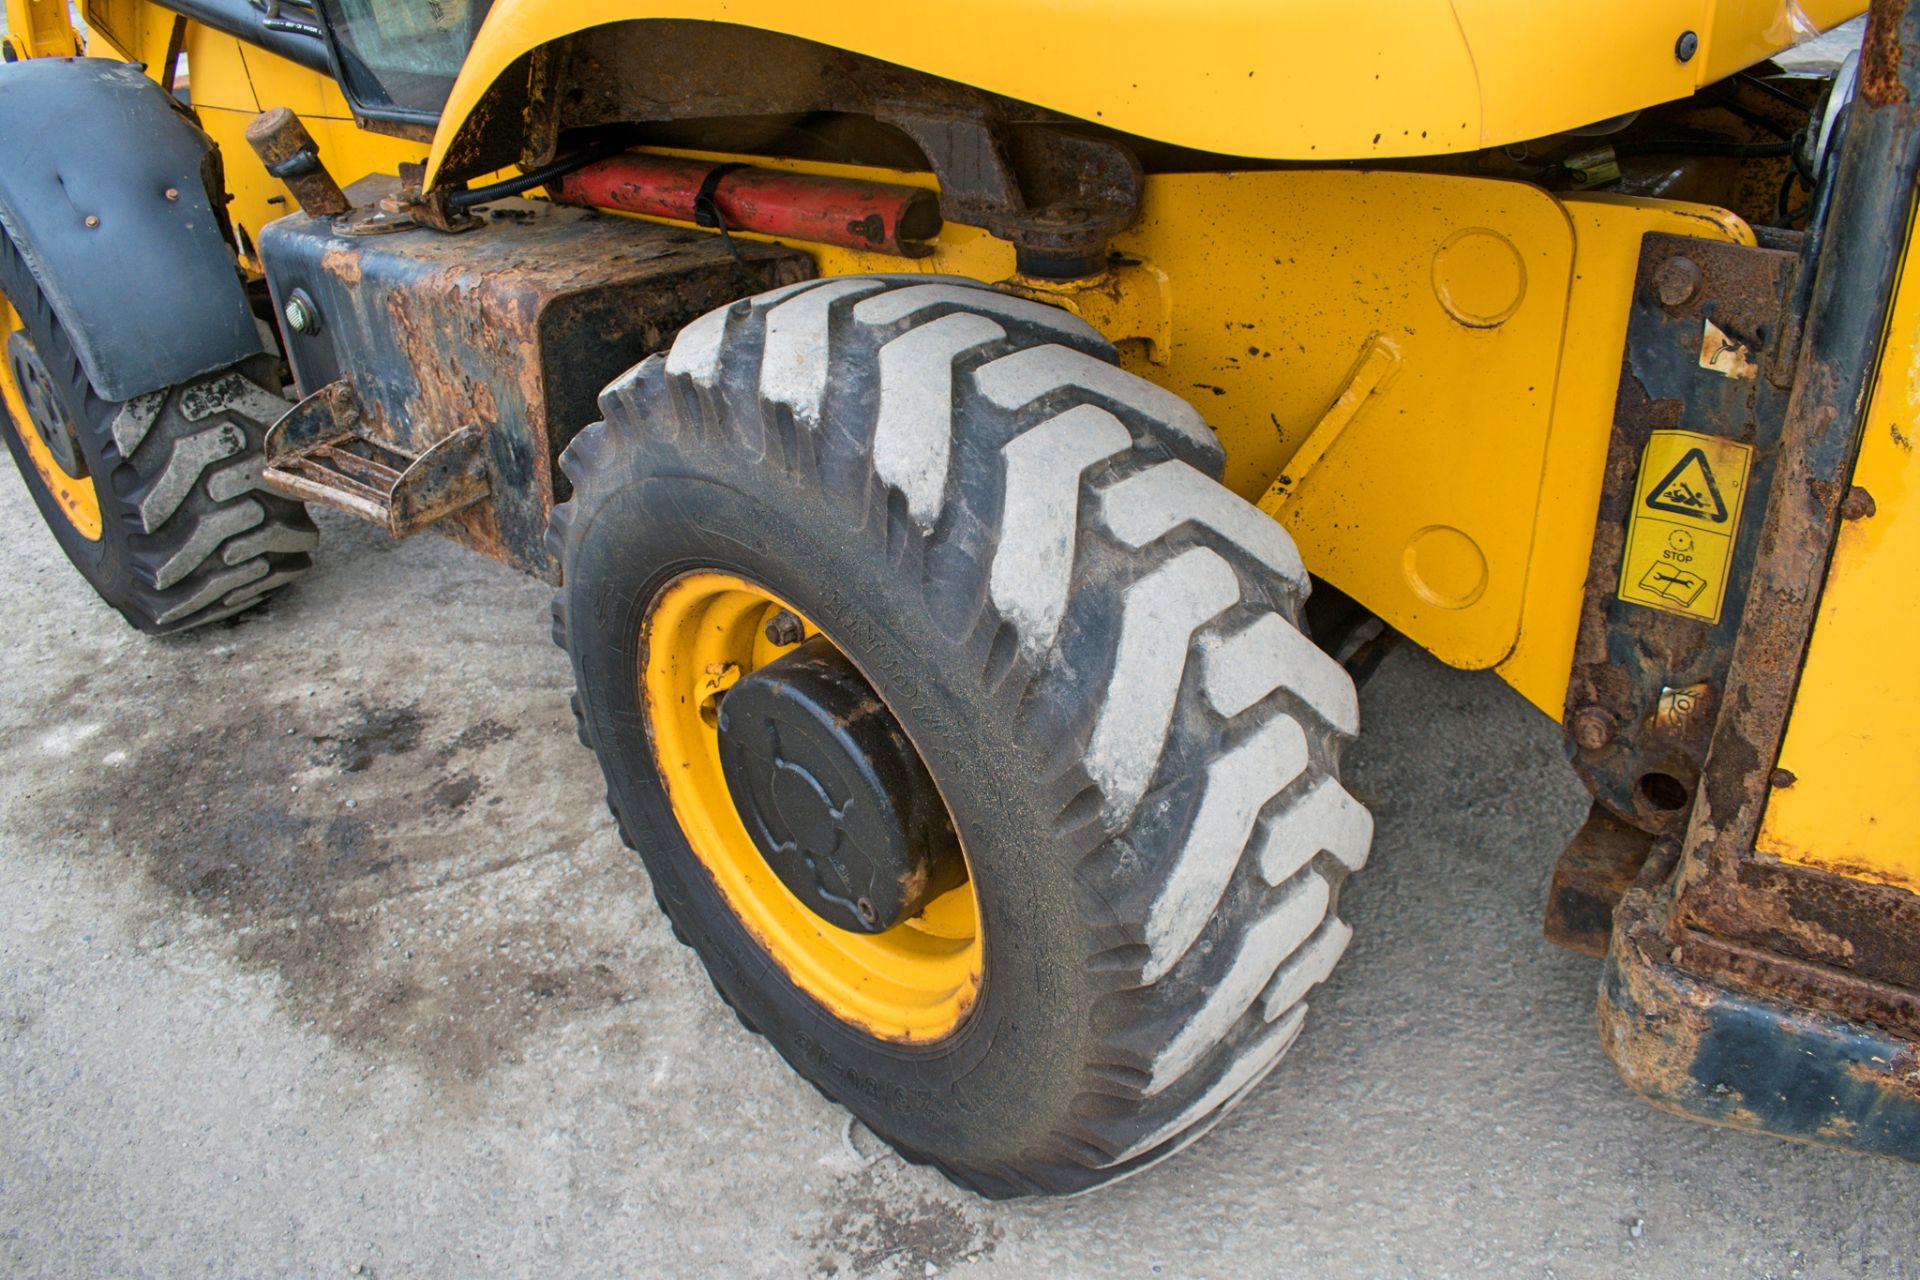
2;0;1916;1195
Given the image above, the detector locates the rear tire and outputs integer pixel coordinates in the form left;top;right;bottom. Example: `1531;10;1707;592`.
0;227;315;633
549;276;1372;1197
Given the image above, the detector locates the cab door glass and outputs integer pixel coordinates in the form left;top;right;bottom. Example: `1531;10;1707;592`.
315;0;495;119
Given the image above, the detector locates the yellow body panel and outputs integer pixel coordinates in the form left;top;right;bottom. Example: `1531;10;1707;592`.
571;152;1750;705
1757;225;1920;895
2;0;79;59
426;0;1862;187
80;19;433;272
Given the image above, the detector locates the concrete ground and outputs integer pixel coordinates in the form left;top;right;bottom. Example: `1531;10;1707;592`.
4;489;1920;1280
4;13;1916;1280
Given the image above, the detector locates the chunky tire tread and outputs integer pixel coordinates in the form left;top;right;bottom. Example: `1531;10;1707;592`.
550;275;1371;1197
0;229;314;633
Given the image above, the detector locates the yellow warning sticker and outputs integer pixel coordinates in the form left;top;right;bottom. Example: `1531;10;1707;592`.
1617;430;1753;624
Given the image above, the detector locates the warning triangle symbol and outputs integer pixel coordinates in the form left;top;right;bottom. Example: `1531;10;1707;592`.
1646;447;1729;523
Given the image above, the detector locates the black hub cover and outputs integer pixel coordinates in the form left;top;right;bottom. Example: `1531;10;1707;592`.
716;636;963;933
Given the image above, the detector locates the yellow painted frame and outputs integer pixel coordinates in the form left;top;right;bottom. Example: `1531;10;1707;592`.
1757;205;1920;895
2;0;79;60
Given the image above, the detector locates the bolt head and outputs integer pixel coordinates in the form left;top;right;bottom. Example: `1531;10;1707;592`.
164;187;180;202
283;296;316;335
763;610;804;647
1571;705;1617;752
1654;256;1704;309
83;215;100;229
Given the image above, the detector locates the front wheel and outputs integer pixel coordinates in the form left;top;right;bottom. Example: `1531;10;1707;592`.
548;276;1372;1197
0;227;315;633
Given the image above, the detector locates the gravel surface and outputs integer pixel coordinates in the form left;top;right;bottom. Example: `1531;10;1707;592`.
2;482;1918;1279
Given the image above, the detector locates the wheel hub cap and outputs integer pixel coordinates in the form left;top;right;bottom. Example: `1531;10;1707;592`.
717;636;964;933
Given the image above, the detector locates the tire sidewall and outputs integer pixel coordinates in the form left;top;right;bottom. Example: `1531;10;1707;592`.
567;444;1101;1178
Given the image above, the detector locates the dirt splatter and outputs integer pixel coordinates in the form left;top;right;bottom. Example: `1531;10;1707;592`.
446;718;517;755
808;1165;998;1278
430;772;483;812
319;704;424;773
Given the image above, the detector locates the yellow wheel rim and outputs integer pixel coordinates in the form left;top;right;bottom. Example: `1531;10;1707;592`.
0;296;101;541
641;571;982;1042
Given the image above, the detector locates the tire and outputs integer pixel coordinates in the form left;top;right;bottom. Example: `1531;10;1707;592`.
0;227;316;633
548;275;1372;1197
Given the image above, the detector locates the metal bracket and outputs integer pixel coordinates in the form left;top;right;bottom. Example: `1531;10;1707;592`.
881;109;1142;278
262;379;491;537
1564;234;1798;835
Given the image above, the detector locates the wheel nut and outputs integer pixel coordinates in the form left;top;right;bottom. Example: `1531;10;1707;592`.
764;609;804;647
1571;705;1617;752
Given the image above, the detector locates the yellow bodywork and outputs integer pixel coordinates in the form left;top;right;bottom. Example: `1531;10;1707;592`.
643;572;983;1041
43;2;1915;921
1;0;80;60
1757;223;1920;896
78;6;1769;715
426;0;1863;186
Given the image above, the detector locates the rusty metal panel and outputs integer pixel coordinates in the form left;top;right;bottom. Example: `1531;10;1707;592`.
1598;0;1920;1030
258;176;814;575
1544;803;1654;958
1665;17;1920;1001
1564;233;1799;835
1600;844;1920;1163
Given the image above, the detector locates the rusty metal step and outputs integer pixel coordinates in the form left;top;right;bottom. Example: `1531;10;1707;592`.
262;379;489;537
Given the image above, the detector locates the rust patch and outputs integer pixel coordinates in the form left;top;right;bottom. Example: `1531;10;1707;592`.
319;242;363;287
1600;848;1920;1158
1544;803;1654;957
260;176;815;577
1840;485;1878;520
1861;0;1913;108
1564;236;1796;835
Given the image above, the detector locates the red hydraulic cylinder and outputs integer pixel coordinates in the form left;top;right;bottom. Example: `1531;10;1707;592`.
549;153;941;257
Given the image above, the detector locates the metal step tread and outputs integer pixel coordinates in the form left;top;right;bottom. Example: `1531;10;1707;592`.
261;380;489;536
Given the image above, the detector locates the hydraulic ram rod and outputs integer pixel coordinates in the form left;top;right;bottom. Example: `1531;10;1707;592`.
549;153;941;258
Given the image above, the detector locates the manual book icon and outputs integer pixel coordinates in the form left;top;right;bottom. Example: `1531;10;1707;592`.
1637;563;1709;607
1645;447;1730;523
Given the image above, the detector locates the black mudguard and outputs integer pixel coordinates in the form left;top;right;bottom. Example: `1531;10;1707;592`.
0;58;264;402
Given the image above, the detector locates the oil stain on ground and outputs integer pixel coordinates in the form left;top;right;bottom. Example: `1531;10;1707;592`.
51;678;634;1087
